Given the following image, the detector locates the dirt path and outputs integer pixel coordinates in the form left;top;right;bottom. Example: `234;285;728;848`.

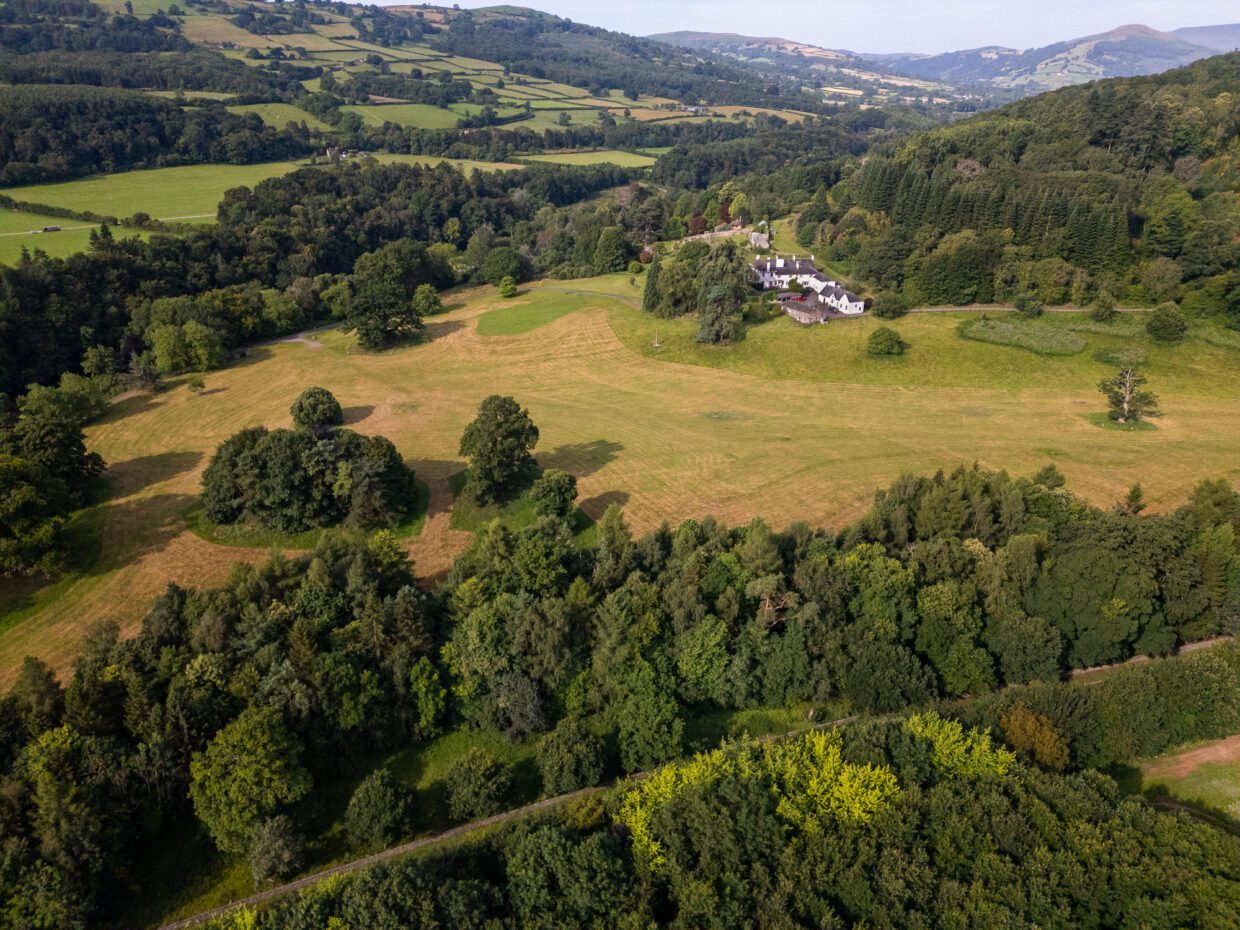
1069;635;1234;680
1143;733;1240;781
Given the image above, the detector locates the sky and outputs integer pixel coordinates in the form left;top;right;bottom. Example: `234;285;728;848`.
438;1;1240;54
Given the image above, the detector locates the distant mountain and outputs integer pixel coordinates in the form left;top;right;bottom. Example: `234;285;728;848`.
1171;23;1240;52
647;31;994;109
876;23;1232;92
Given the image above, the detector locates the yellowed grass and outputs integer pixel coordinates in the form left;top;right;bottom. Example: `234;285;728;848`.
4;279;1240;686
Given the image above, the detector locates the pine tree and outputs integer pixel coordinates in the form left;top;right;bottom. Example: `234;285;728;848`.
643;257;662;313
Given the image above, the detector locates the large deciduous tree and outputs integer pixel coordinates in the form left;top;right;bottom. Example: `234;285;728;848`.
458;395;539;502
189;706;312;854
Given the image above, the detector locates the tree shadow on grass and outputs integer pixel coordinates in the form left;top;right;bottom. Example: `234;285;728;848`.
341;404;375;425
538;439;624;477
578;490;630;520
424;318;465;340
98;390;161;425
106;450;203;496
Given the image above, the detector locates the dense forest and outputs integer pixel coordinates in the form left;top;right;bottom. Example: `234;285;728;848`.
803;53;1240;321
2;463;1238;925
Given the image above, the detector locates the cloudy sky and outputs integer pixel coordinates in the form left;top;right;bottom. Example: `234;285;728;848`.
440;1;1239;54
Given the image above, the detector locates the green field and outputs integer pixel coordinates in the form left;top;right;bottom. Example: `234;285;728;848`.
520;150;658;168
5;277;1240;690
0;206;152;264
0;155;523;224
227;102;330;130
342;102;464;129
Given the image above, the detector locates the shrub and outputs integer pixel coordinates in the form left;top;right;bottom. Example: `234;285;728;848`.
499;276;518;299
1090;292;1117;322
345;770;413;849
867;326;906;356
870;291;909;319
290;386;344;434
248;815;304;885
1014;295;1044;318
412;283;443;315
446;748;513;821
1146;303;1187;342
537;718;605;795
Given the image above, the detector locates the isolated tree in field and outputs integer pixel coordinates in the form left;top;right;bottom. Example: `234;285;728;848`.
1119;483;1147;515
248;815;304;884
290;386;343;434
530;468;578;518
1099;367;1160;423
446;748;513;820
867;326;906;356
412;283;443;316
459;395;539;501
499;275;518;298
345;769;413;849
189;706;312;854
1146;303;1187;342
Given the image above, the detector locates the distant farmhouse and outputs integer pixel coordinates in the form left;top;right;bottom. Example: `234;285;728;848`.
751;255;866;321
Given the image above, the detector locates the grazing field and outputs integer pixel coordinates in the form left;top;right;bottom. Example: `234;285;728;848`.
1142;735;1240;820
1;155;523;223
342;102;464;129
3;277;1240;688
227;102;331;130
0;206;152;264
520;150;658;168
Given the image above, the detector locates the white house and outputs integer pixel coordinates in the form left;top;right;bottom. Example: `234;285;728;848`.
752;255;866;315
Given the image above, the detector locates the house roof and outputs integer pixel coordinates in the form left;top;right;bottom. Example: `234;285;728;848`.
752;257;817;276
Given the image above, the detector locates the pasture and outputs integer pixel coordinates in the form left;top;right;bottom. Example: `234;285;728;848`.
0;206;151;264
227;102;331;130
3;277;1240;688
1;155;523;223
519;150;658;168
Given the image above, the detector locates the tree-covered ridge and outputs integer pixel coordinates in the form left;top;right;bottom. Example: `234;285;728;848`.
814;53;1240;318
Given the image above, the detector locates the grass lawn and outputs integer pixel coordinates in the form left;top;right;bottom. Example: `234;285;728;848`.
519;149;656;168
475;290;606;335
4;278;1240;687
0;205;153;264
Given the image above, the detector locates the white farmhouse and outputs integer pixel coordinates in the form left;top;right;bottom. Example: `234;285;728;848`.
751;255;867;316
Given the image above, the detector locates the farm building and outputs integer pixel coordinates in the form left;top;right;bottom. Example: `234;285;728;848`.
752;256;866;315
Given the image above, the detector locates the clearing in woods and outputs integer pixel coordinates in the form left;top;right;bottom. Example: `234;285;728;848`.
1141;734;1240;821
3;276;1240;686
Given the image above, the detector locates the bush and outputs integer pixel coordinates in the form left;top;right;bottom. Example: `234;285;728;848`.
870;291;909;319
290;386;344;434
345;769;413;849
1146;303;1187;342
499;276;518;299
867;326;906;356
446;748;513;821
248;815;304;885
1090;292;1117;322
1014;295;1044;318
537;717;605;795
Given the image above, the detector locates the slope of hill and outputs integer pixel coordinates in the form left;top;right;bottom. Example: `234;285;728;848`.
648;30;992;109
811;52;1240;317
881;23;1229;92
